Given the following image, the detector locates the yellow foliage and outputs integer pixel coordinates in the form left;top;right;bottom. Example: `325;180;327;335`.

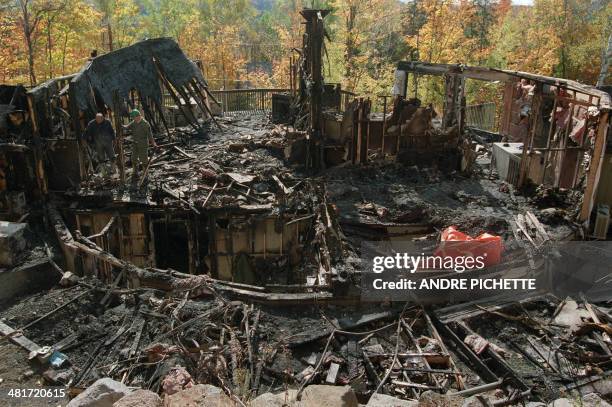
110;0;142;49
0;0;609;90
406;0;483;64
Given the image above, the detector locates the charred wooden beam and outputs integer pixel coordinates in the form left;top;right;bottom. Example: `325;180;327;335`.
188;79;223;131
0;321;44;358
580;111;610;223
453;321;531;392
429;314;498;384
300;8;330;170
112;91;126;183
153;58;199;132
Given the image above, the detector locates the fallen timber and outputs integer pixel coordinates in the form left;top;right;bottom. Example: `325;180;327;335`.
2;38;609;406
3;209;610;406
48;203;546;307
48;206;336;304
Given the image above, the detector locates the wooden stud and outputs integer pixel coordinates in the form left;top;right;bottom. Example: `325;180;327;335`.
540;94;559;185
580;111;610;222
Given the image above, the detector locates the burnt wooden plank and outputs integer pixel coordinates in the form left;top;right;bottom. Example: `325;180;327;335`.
0;321;41;354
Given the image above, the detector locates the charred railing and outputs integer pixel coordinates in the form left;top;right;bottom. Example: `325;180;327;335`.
211;88;290;116
465;102;497;132
162;88;356;116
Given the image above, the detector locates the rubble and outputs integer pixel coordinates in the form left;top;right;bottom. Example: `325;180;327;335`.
0;9;611;407
161;366;194;396
162;384;234;407
461;395;497;407
418;390;464;407
547;399;577;407
299;385;359;407
60;271;80;287
367;393;418;406
66;377;131;407
250;390;298;407
113;389;162;407
581;393;612;407
1;281;609;406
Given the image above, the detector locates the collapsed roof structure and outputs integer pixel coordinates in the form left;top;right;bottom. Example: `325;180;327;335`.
0;10;611;407
70;38;208;115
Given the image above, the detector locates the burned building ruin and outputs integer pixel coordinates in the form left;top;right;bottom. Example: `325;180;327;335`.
0;10;611;407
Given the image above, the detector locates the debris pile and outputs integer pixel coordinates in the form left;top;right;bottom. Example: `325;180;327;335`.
0;280;611;405
0;20;611;407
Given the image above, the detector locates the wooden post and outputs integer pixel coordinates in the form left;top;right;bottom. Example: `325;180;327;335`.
571;111;591;188
152;98;171;138
554;102;575;188
540;94;558;185
26;94;39;135
300;8;330;170
153;58;199;132
365;109;370;164
518;83;543;187
355;98;363;164
360;99;371;163
112;91;126;184
67;82;90;181
192;77;221;108
500;80;516;137
579;111;609;223
137;90;159;132
442;71;464;130
289;55;294;95
380;94;391;156
188;79;223;131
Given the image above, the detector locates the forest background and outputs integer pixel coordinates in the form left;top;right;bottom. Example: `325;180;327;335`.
0;0;610;109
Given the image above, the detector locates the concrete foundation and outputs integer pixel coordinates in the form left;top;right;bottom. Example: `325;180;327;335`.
0;221;27;267
0;258;56;302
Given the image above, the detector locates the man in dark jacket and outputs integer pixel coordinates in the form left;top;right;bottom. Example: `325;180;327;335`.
84;113;116;177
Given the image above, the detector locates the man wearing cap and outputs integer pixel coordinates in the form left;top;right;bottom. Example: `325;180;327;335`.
125;109;156;174
84;112;116;177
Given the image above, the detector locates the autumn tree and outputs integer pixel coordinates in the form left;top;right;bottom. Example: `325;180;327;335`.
141;0;193;44
49;0;101;76
0;0;609;90
466;0;497;64
92;0;141;51
0;1;20;82
325;0;406;99
170;0;258;88
13;0;68;85
93;0;114;51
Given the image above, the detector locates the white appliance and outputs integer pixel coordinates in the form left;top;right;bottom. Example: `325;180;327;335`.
492;142;523;182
